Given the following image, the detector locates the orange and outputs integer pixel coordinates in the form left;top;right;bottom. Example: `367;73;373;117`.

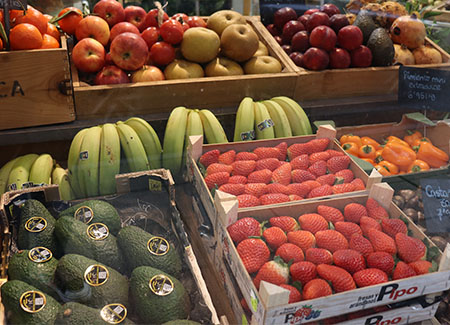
57;7;83;35
41;34;59;49
44;14;53;22
10;23;43;50
46;23;60;42
10;6;47;35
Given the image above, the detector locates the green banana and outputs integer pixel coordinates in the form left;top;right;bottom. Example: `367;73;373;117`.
272;96;313;135
261;100;293;138
234;97;256;142
0;157;18;195
29;153;54;185
254;101;275;140
52;164;75;201
125;117;162;169
67;128;89;199
116;121;150;172
99;123;121;196
78;126;102;198
7;154;39;191
199;109;228;144
185;109;204;144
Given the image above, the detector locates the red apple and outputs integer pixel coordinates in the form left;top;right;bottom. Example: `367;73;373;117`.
266;23;280;36
95;65;130;85
329;14;349;33
281;20;305;44
131;65;165;82
75;16;110;46
320;3;341;17
338;25;363;51
291;30;309;53
110;32;148;71
93;0;125;27
124;5;146;29
302;47;329;70
140;8;168;31
351;45;372;67
329;47;351;68
289;52;304;67
110;21;140;41
298;14;310;27
172;13;188;22
304;8;320;15
141;27;159;49
274;35;282;45
309;25;336;52
306;12;330;33
186;16;207;28
273;7;297;30
72;38;105;73
282;44;292;55
149;41;175;66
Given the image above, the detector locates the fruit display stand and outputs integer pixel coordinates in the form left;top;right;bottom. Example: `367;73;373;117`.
0;36;76;130
213;182;450;324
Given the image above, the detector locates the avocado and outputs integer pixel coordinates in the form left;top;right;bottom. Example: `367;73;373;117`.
59;200;121;235
8;249;59;300
54;254;128;308
54;216;125;273
117;225;182;277
55;302;135;325
162;320;201;325
1;280;60;324
367;27;395;66
17;199;58;254
354;10;378;44
130;266;190;324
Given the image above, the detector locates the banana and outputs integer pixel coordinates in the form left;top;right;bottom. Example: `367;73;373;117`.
233;97;256;142
254;101;275;140
272;96;313;135
67;128;89;199
162;106;189;176
29;154;54;186
7;154;39;191
52;164;74;201
0;157;18;195
261;100;293;138
77;126;102;198
99;123;121;196
185;109;204;143
125;117;162;169
116;121;150;172
199;109;228;144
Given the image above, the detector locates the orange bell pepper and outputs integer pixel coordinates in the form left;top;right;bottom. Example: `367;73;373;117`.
378;160;399;175
381;142;416;167
361;158;375;166
407;159;430;173
386;136;410;148
340;134;362;148
361;136;382;150
358;144;376;160
342;142;359;156
404;130;423;147
375;149;384;163
374;164;392;176
412;137;431;147
415;141;449;168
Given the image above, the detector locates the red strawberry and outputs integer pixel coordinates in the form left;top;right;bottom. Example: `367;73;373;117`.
349;233;374;257
366;251;395;275
317;264;356;292
263;226;287;250
326;149;345;157
276;243;304;263
218;150;236;165
408;260;433;275
290;154;309;170
289;195;303;201
199;149;220;167
353;268;388;288
237;194;260;208
309;151;331;164
298;213;329;234
334;222;363;240
360;216;382;237
307;184;333;198
327;155;351;173
267;183;290;195
227;217;261;243
308;138;330;153
218;183;245;196
247;169;272;184
367;228;397;255
317;205;345;223
276;142;287;161
316;174;337;186
308;160;327;177
332;183;356;194
287;183;313;197
254;147;281;160
260;193;290;205
228;175;248;184
279;284;302;303
302;279;332;300
290;261;317;286
253;257;289;289
287;230;316;252
305;248;333;265
232;160;256;176
237;238;270;273
333;249;366;274
344;203;368;224
335;169;354;183
288;143;312;160
393;261;416;280
272;163;292;185
206;163;233;175
381;219;407;238
244;183;268;198
395;233;427;263
256;158;281;171
205;172;230;190
315;230;349;253
350;178;365;190
235;152;258;161
291;170;317;183
366;198;389;221
270;216;299;232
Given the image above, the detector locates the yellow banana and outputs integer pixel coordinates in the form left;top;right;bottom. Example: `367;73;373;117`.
261;100;293;138
272;96;312;135
29;154;54;186
68;128;89;199
78;126;102;198
7;154;39;191
254;101;275;140
233;97;255;142
52;164;75;201
185;109;204;143
199;109;228;144
0;157;18;195
99;123;121;196
116;121;149;172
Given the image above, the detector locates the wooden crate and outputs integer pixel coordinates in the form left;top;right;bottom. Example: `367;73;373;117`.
72;17;298;120
0;36;75;130
214;182;450;324
426;3;450;23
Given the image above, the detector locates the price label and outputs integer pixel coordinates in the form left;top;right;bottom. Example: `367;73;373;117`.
149;275;174;296
20;291;46;313
74;206;94;224
84;264;109;287
240;130;256;141
87;223;109;240
28;247;52;263
257;119;274;131
24;217;47;233
100;303;127;324
147;236;170;256
149;178;162;192
421;178;450;233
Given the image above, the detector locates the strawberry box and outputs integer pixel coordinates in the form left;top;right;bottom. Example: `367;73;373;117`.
213;182;450;324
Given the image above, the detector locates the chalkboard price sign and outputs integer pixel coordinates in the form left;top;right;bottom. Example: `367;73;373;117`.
398;66;450;111
420;178;450;233
0;0;27;10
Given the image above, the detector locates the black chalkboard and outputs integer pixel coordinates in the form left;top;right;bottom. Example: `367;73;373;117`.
420;178;450;233
0;0;27;10
398;66;450;111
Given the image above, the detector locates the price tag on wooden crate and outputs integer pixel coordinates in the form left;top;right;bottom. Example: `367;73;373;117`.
421;178;450;233
0;0;27;10
398;66;450;111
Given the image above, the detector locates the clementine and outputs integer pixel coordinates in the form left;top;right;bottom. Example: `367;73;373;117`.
57;7;83;35
44;14;53;22
10;23;43;50
10;6;47;35
41;34;59;49
46;22;60;41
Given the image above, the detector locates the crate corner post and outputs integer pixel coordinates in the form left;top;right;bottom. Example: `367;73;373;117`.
215;190;239;228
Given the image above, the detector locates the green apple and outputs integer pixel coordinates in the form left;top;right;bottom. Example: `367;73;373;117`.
244;56;282;74
205;57;244;77
221;24;259;62
164;59;204;79
254;41;269;56
207;10;246;36
181;27;220;63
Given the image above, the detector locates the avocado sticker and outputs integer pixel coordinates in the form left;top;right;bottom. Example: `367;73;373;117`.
87;223;109;240
84;264;109;287
74;206;94;224
147;236;170;256
28;247;52;263
149;275;174;296
19;291;46;313
24;217;47;233
100;303;127;324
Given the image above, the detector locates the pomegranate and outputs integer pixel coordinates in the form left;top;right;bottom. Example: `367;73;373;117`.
390;15;426;50
413;45;443;64
393;44;414;65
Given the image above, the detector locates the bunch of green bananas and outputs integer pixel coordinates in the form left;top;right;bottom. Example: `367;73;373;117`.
233;96;313;142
